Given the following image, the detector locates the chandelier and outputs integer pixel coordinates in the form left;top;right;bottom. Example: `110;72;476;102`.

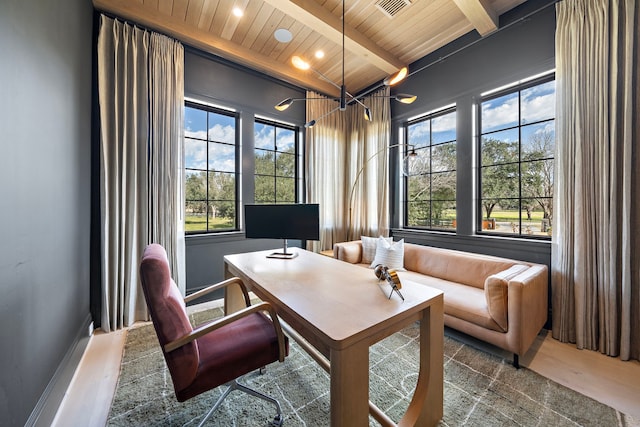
274;0;416;127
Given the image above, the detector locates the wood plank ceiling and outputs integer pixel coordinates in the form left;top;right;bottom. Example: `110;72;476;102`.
93;0;527;97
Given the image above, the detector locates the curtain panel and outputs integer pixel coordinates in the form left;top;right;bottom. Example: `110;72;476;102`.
552;0;639;360
97;16;185;332
347;88;392;239
305;87;391;251
305;91;349;251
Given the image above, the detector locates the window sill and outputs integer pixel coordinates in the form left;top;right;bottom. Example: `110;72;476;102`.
185;231;246;246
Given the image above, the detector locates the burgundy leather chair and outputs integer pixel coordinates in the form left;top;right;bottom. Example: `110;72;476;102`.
139;243;288;426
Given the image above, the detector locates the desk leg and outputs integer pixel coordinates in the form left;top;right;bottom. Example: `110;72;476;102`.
330;344;369;426
223;262;248;315
399;300;444;427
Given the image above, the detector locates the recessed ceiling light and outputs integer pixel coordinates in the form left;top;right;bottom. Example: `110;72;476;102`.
315;50;325;59
274;28;292;43
291;56;310;70
232;7;244;17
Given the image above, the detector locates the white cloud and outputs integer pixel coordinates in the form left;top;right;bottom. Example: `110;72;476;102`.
483;82;556;131
521;92;555;123
408;121;429;140
208;124;235;144
185;139;207;169
276;130;295;150
185;129;206;139
482;94;518;130
255;126;274;149
432;112;456;133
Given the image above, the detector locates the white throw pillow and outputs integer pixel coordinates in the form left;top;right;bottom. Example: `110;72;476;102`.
370;238;405;270
361;235;392;264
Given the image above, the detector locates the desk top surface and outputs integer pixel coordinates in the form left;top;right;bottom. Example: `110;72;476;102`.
224;248;443;349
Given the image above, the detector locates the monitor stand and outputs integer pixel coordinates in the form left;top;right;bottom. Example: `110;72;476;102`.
267;239;298;259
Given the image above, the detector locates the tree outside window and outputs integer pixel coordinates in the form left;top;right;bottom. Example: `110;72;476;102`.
184;102;238;233
405;108;457;230
254;120;298;204
479;76;555;238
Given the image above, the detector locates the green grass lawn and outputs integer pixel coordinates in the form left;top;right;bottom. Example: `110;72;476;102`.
486;210;545;222
185;215;234;232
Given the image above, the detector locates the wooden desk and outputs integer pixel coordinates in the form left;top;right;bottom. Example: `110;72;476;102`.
224;249;444;427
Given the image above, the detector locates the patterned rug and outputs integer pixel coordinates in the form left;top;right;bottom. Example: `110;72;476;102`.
107;306;636;426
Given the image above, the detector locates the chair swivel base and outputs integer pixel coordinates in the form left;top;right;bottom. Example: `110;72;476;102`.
197;378;284;427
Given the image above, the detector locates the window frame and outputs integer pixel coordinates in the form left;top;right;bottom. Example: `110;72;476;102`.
403;106;457;232
253;117;300;204
184;100;240;235
476;73;555;240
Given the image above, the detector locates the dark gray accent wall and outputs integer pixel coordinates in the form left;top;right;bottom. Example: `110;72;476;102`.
0;0;93;425
388;0;556;319
184;50;306;295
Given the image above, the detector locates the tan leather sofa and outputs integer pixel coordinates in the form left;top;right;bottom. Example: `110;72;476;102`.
333;240;548;367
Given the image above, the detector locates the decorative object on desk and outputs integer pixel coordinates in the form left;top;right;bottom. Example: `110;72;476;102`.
374;264;405;301
273;0;416;128
370;237;405;270
244;203;320;259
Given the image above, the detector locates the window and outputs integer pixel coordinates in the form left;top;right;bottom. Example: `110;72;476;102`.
478;75;555;238
405;108;457;230
184;102;239;233
254;119;299;204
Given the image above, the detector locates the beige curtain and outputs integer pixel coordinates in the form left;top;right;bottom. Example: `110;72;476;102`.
347;87;392;239
97;16;185;332
306;87;391;251
552;0;639;360
306;91;348;251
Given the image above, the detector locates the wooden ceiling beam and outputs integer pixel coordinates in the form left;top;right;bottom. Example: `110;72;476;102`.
92;0;341;97
451;0;498;36
263;0;405;74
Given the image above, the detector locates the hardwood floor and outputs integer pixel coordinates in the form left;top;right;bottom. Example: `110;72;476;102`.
52;299;640;427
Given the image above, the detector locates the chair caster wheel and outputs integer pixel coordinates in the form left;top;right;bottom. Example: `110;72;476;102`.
270;414;283;427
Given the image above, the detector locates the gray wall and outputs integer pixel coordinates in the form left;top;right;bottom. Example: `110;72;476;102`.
184;50;307;295
389;0;555;269
0;0;93;425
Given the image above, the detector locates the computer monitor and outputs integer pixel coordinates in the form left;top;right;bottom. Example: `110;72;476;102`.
244;203;320;259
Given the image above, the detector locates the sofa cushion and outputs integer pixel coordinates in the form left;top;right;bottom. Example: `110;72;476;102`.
361;235;392;264
335;240;363;263
403;243;518;289
370;238;405;270
484;264;529;332
398;271;504;332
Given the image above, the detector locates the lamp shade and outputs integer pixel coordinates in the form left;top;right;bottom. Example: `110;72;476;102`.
364;107;372;121
395;94;417;104
384;67;408;86
275;98;294;111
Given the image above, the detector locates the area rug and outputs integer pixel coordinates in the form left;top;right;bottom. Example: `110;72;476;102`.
107;307;636;427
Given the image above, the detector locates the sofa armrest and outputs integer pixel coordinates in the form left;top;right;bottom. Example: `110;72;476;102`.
506;265;549;356
333;240;363;264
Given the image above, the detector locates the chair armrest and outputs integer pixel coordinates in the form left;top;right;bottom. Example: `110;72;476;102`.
183;276;250;307
164;301;288;362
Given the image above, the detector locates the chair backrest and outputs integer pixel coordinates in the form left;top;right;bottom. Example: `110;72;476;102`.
139;243;199;393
